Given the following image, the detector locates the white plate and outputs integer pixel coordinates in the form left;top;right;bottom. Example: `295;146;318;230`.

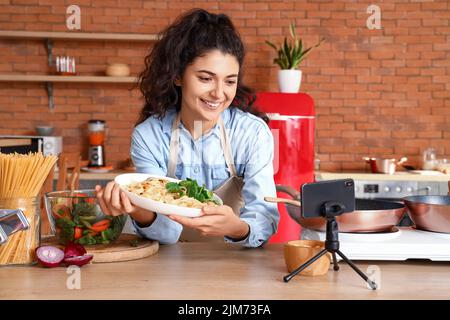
114;173;222;218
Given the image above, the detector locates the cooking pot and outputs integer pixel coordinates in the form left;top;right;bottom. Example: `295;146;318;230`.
403;195;450;233
266;185;406;233
364;157;407;174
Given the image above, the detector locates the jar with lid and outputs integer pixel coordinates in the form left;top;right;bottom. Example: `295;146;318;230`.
0;197;40;266
422;148;437;170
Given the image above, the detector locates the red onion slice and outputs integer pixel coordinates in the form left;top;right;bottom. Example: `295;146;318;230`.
36;246;65;268
64;254;94;267
64;242;87;259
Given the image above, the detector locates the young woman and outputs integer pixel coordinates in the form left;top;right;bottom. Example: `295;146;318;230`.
95;9;279;247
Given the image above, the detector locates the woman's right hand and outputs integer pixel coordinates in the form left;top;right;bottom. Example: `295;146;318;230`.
95;181;157;227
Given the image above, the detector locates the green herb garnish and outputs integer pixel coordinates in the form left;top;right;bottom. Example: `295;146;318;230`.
165;178;219;204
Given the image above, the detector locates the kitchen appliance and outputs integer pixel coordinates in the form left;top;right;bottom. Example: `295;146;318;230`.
256;92;315;243
301;227;450;261
87;120;106;167
364;157;407;174
0;135;62;156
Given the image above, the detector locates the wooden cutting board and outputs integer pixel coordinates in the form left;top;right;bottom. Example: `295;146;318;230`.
42;234;159;263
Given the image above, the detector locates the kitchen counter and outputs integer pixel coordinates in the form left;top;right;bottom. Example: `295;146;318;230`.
1;243;449;300
78;171;450;182
79;170;127;181
317;171;450;182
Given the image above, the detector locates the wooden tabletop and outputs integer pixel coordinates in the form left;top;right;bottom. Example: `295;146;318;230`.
1;243;449;300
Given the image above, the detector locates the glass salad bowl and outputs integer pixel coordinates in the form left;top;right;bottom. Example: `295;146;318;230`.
44;190;127;246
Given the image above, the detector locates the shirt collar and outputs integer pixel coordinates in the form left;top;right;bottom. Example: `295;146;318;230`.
162;108;177;133
162;107;231;136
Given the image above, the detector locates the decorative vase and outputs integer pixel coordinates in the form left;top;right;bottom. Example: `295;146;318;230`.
278;69;302;93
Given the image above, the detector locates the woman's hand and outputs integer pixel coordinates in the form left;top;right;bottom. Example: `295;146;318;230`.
168;205;250;240
95;181;156;227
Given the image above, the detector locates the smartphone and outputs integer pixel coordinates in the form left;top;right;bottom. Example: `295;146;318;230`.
0;209;30;244
301;179;355;218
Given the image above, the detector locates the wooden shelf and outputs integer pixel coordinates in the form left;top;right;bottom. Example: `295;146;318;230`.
0;30;158;42
0;30;153;110
0;74;137;83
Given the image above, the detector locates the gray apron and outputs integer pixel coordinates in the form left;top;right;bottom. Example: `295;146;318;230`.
167;112;244;242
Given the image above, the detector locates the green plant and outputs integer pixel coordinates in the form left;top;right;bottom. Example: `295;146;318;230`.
265;23;325;70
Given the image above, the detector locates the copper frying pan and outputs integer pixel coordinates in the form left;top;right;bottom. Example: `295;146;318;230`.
266;185;406;233
403;195;450;233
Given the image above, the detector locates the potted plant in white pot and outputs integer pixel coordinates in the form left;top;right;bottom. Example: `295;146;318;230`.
266;23;325;93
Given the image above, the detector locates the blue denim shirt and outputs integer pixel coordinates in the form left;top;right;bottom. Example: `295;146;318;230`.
130;107;279;247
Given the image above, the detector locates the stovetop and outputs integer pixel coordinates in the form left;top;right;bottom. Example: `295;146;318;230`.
301;227;450;261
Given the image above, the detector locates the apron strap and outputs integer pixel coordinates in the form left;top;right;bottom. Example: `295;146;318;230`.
218;117;237;177
167;112;237;178
167;112;181;178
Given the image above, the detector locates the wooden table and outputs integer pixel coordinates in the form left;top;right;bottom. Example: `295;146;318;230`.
1;243;449;300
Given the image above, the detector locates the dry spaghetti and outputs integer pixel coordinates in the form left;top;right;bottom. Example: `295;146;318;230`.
0;152;57;265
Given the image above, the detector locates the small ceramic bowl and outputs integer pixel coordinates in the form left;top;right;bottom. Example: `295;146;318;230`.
35;126;54;136
284;240;331;276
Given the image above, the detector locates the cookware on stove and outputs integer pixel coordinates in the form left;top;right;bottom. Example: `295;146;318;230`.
266;185;406;233
403;195;450;234
363;157;407;174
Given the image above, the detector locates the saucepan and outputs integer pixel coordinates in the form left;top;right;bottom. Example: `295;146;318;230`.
363;157;408;174
265;185;406;233
403;195;450;233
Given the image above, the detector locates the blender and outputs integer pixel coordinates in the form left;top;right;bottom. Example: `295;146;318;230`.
88;120;106;167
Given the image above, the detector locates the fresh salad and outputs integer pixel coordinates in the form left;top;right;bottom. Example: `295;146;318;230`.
50;194;126;246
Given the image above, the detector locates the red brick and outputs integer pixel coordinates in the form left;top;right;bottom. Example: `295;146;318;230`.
244;3;269;11
0;0;448;171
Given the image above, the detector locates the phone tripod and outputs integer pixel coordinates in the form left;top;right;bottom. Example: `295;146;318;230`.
283;201;377;290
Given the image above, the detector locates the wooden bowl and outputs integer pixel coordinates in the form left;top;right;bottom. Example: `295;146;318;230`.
105;64;130;77
284;240;331;276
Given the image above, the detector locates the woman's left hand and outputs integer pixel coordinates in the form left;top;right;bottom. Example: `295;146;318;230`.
168;205;250;240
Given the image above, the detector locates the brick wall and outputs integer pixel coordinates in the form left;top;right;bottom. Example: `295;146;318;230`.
0;0;449;171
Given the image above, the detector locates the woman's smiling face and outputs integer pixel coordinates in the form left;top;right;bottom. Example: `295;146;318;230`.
177;49;239;123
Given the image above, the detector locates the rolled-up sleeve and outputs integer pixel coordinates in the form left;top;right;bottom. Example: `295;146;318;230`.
129;127;182;244
224;123;279;247
132;213;182;245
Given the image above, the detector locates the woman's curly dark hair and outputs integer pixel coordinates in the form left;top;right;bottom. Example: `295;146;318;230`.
136;8;268;126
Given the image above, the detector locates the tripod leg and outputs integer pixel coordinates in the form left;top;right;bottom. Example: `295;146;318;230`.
284;249;328;283
332;252;339;271
336;250;377;290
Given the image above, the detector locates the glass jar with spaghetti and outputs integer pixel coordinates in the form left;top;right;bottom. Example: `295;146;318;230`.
0;197;40;266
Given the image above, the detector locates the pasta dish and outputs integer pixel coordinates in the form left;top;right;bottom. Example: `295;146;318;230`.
124;177;219;209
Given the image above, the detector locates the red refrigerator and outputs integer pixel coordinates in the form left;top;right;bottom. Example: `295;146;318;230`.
256;92;315;243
